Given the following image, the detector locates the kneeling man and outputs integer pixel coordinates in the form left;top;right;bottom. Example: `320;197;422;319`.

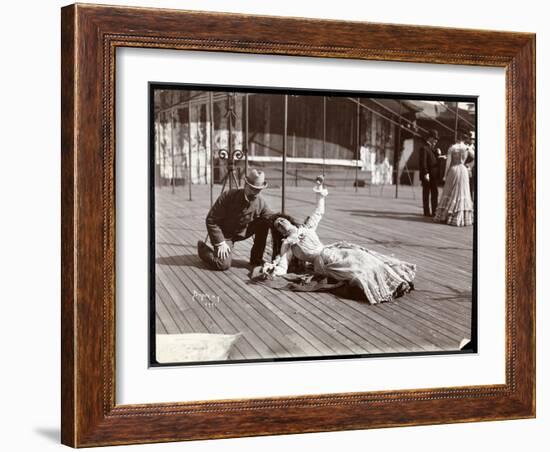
197;169;274;271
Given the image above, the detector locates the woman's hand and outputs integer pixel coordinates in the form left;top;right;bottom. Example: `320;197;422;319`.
261;262;277;274
314;175;328;197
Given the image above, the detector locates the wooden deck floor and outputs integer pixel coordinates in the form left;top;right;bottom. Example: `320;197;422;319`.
154;183;474;362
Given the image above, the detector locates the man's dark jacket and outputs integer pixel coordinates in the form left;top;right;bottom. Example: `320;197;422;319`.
206;189;274;245
419;143;441;180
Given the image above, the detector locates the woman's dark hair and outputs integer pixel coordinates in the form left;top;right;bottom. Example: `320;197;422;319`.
268;213;302;259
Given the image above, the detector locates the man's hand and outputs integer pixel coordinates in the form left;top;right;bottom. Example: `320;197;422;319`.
215;242;231;260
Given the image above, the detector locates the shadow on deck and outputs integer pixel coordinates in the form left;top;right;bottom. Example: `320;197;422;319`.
154;185;474;363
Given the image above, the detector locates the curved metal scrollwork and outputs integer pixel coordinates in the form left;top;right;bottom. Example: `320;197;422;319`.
216;92;248;192
233;149;244;161
217;147;245;191
218;148;244;162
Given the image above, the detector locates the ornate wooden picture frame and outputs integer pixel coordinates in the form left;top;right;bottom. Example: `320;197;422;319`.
61;3;535;447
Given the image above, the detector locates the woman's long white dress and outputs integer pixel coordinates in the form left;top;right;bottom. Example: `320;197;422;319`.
434;143;474;226
270;192;416;304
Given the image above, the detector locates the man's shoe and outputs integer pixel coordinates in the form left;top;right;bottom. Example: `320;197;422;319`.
197;240;209;261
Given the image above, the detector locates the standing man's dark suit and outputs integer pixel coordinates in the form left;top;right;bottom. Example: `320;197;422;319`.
419;130;441;217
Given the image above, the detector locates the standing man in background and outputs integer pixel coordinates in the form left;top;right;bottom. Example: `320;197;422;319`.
419;129;443;217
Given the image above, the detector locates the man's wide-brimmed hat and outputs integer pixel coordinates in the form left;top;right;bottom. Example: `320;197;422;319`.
427;129;439;140
244;169;268;189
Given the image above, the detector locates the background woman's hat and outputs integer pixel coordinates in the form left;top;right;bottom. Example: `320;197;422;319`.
244;169;268;189
428;129;440;140
457;126;471;138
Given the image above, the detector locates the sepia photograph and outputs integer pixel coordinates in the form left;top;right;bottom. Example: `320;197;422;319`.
149;84;477;366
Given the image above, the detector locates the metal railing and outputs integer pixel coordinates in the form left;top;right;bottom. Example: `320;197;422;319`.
154;93;473;208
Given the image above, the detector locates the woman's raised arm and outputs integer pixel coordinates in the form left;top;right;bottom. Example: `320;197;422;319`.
304;179;328;230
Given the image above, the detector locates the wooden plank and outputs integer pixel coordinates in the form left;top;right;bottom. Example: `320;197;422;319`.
197;267;298;358
157;267;211;333
159;228;296;358
155;290;181;334
269;289;383;355
407;293;472;324
274;277;431;353
399;302;471;341
402;299;472;334
160;222;328;356
154;184;475;360
277;190;472;249
162;226;322;354
180;228;355;357
155;314;168;335
157;245;253;359
168;190;470;356
266;191;475;295
157;255;254;361
156;276;192;333
346;303;445;352
287;290;391;354
382;301;463;348
214;269;325;357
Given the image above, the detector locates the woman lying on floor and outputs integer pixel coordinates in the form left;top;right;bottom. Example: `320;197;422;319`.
259;178;416;305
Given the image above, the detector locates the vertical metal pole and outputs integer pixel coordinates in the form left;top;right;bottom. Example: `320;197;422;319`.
355;97;360;193
161;114;166;187
454;101;459;142
170;109;175;194
197;106;203;186
227;94;233;190
209;92;214;207
323;96;326;176
155;115;161;188
282;95;288;214
187;102;192;201
395;101;402;199
245;93;249;177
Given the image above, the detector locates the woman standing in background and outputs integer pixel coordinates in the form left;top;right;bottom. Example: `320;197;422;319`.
434;140;475;227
